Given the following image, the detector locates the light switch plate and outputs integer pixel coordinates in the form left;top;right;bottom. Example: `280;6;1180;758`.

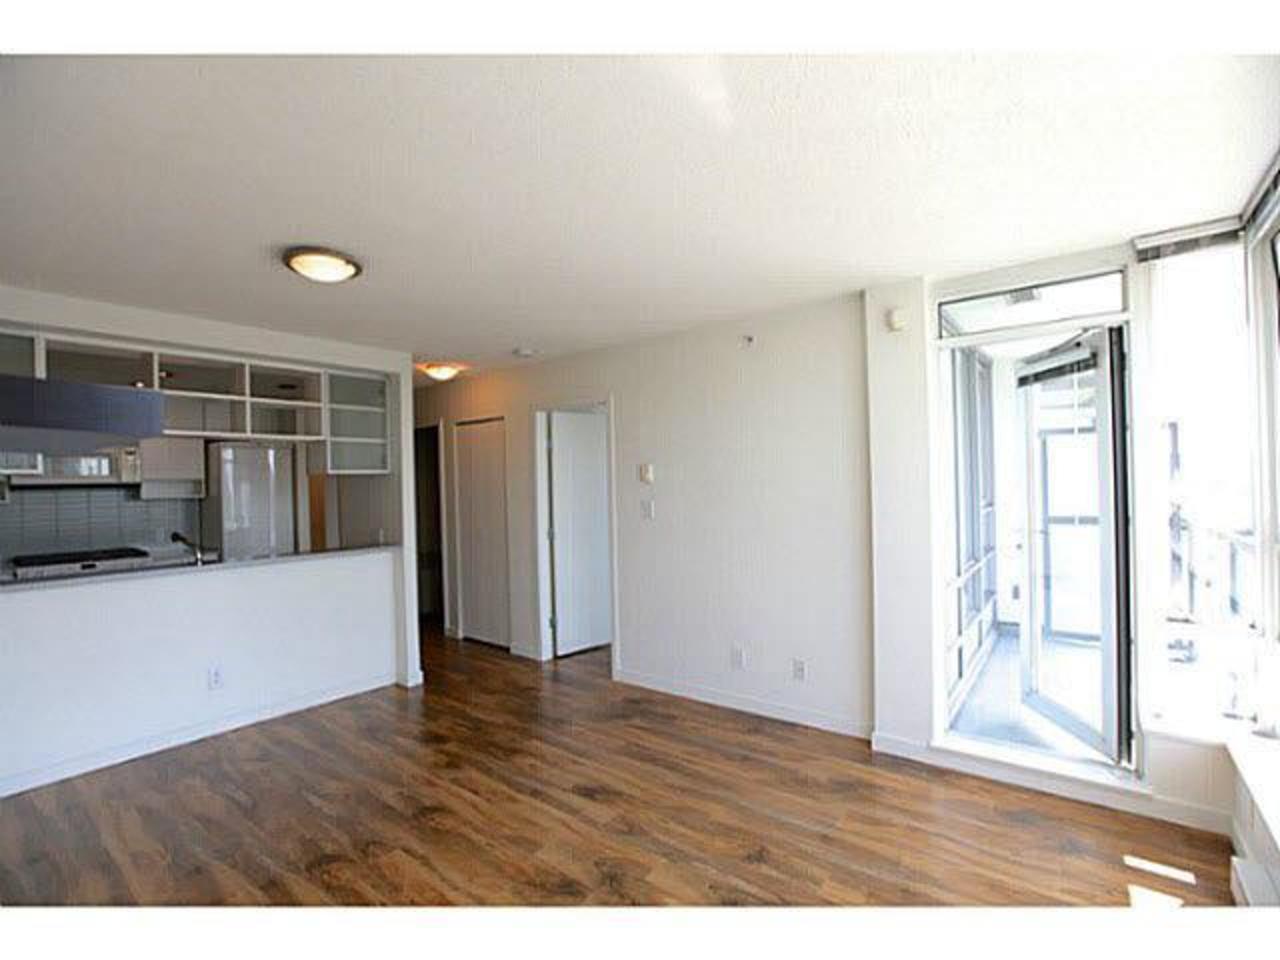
642;499;656;521
638;463;655;485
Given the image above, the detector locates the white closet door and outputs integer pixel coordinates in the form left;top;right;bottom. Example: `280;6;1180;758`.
550;410;613;656
457;419;510;648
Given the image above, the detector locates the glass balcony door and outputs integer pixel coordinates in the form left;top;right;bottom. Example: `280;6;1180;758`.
1020;328;1130;762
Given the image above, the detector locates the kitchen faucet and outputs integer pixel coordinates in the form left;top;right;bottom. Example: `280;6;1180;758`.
170;531;205;566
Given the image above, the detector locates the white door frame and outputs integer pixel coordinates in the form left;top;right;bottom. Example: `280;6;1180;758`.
446;419;464;639
532;396;621;670
431;418;452;633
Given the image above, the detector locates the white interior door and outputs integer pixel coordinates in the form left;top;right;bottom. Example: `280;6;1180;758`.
549;409;613;656
457;418;510;648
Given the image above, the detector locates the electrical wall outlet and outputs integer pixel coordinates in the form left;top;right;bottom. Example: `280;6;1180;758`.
791;658;807;682
730;646;746;670
207;665;225;692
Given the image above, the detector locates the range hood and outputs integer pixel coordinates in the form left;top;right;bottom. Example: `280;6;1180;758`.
0;373;165;454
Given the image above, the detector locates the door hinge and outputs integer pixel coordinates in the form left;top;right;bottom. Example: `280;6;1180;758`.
548;615;557;630
547;527;555;542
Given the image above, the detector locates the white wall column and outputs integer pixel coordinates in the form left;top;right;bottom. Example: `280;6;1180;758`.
863;279;939;751
394;361;423;687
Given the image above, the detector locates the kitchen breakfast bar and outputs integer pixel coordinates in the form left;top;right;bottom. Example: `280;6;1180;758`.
0;284;421;799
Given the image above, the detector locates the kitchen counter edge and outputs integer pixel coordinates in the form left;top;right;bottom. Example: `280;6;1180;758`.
0;545;402;594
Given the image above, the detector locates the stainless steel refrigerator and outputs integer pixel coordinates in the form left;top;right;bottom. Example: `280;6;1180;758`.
202;442;296;561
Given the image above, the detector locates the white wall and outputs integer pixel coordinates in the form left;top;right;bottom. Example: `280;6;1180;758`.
417;297;875;736
0;550;399;797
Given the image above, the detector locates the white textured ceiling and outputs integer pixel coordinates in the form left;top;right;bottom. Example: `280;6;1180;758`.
1;55;1277;370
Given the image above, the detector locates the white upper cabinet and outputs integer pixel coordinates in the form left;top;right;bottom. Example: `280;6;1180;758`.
138;436;206;499
139;437;205;481
326;372;390;474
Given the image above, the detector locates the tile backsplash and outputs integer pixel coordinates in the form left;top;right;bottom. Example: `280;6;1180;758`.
0;486;199;561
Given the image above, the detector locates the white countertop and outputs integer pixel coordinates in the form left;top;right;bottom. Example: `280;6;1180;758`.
0;544;399;593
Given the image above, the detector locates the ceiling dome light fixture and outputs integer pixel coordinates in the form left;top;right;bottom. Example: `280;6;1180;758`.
282;246;362;284
416;361;467;382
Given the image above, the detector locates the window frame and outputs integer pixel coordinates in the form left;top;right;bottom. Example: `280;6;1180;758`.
1244;194;1280;662
937;268;1128;342
951;346;995;631
1148;241;1264;645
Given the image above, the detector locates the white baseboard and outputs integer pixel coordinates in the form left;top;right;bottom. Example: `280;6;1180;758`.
871;732;1232;835
397;669;425;689
0;672;395;799
616;668;871;738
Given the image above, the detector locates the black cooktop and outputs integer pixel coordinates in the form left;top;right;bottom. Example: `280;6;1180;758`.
10;546;150;568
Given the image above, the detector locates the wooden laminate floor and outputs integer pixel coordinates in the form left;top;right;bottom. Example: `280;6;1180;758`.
0;630;1233;905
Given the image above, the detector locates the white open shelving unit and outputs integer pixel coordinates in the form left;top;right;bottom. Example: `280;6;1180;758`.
326;372;390;475
0;326;392;475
